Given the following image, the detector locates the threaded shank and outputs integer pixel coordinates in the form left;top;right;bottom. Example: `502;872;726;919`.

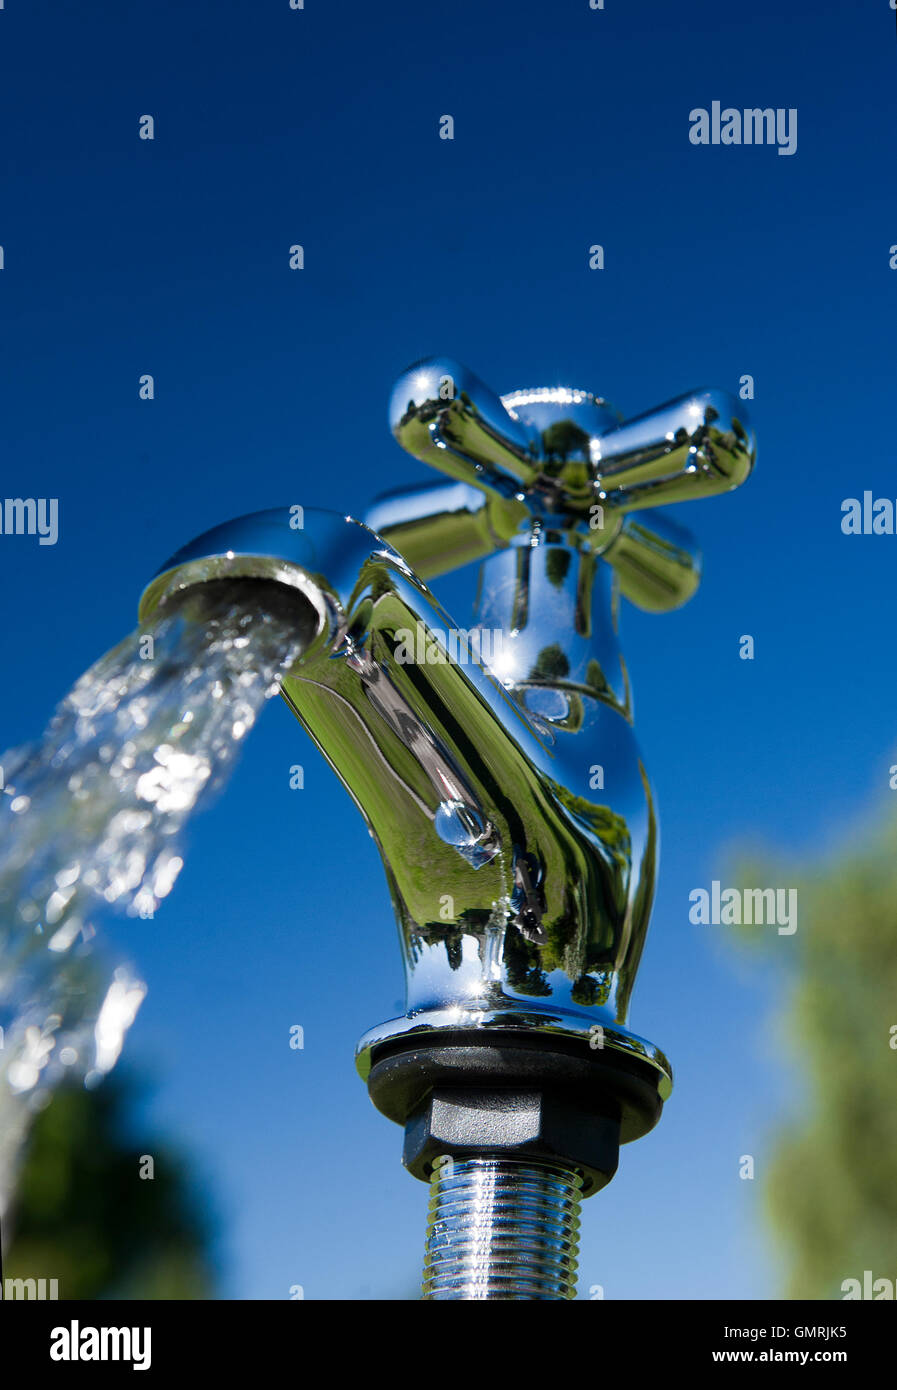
421;1156;583;1300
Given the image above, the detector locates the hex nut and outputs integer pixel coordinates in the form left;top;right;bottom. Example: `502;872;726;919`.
402;1085;621;1197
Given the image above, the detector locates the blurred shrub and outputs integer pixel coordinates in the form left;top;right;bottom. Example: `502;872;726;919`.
4;1069;217;1299
734;812;897;1297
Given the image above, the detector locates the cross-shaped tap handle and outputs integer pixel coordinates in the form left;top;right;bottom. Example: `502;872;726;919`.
377;356;755;611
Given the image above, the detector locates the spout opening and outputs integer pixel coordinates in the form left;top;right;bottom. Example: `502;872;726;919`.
138;558;329;660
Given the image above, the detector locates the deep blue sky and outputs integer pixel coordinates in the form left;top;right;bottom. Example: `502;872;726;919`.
1;0;896;1298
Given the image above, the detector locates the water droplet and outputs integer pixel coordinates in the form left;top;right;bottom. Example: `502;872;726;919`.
522;688;570;723
434;801;500;869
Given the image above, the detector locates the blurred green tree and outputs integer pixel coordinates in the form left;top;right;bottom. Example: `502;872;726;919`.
4;1070;217;1299
735;811;897;1298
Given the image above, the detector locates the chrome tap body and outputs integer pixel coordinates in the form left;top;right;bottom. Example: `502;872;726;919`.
138;356;754;1298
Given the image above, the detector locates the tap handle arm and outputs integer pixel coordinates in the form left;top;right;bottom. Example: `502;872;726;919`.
388;357;543;499
599;511;702;612
364;480;528;582
594;389;755;511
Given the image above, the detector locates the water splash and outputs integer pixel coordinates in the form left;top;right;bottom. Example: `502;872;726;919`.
0;582;305;1211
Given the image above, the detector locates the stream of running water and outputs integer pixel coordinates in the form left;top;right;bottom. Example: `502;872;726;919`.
0;582;304;1214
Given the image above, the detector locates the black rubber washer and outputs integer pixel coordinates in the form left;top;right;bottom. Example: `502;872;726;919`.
366;1029;666;1148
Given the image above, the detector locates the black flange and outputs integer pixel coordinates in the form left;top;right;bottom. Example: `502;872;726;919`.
365;1029;667;1198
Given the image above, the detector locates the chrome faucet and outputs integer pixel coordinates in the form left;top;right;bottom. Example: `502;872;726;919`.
138;356;754;1300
